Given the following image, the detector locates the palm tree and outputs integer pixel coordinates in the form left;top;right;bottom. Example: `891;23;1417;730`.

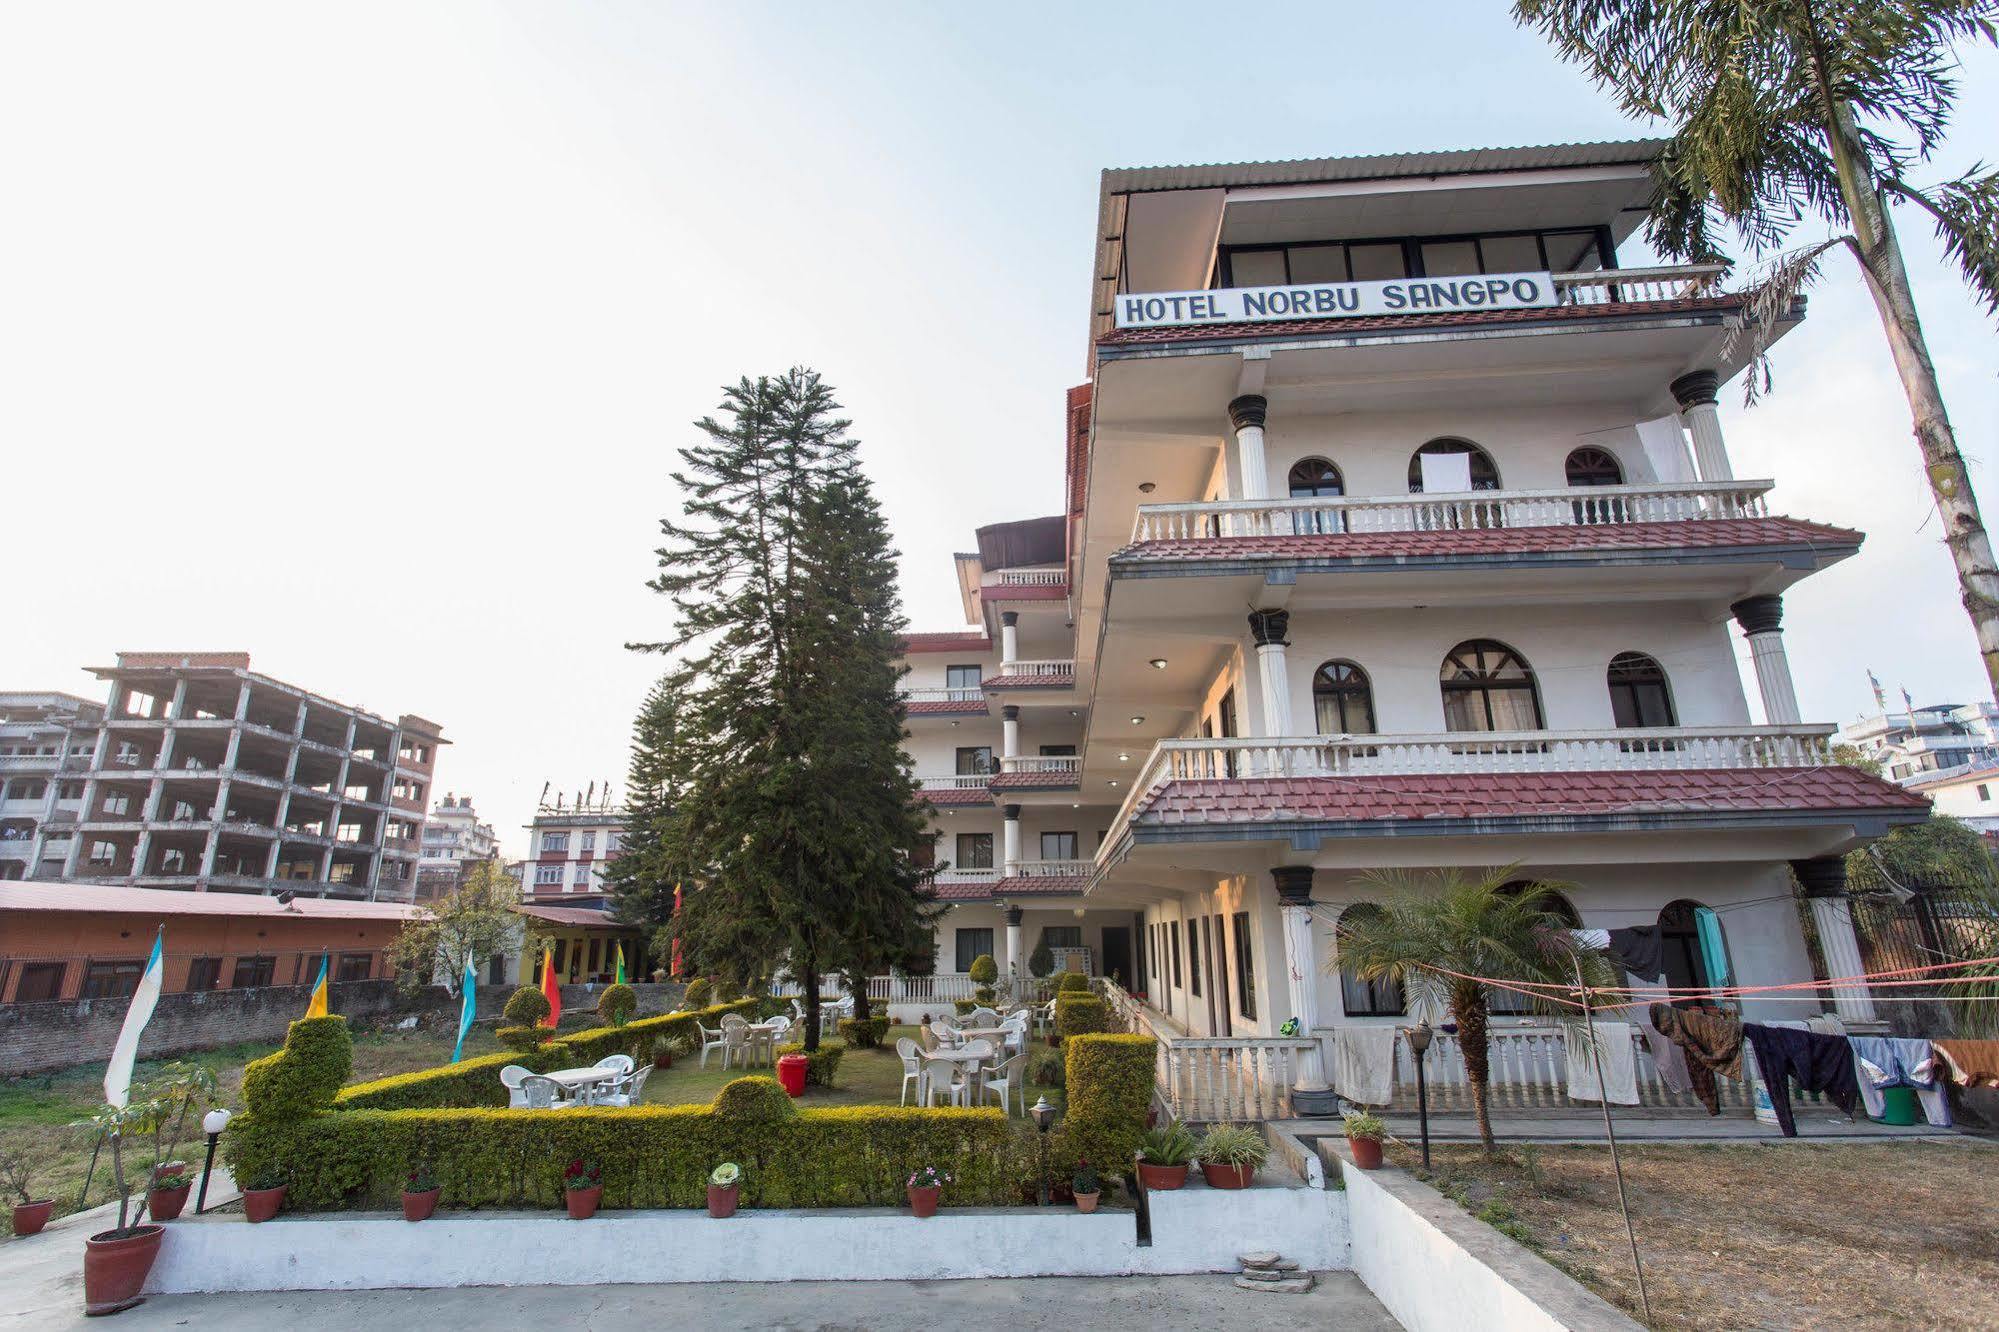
1332;866;1620;1155
1516;1;1999;702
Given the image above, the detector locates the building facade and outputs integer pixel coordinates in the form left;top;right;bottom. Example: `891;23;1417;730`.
897;142;1929;1103
415;791;501;901
522;787;624;907
51;653;445;902
1840;701;1999;784
0;692;104;880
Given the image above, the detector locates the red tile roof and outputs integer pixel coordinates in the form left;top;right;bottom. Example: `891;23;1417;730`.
1132;766;1929;827
933;880;998;901
906;699;989;716
988;771;1081;791
1115;517;1860;564
928;875;1092;902
900;632;993;654
1097;295;1743;349
920;785;991;806
982;673;1076;690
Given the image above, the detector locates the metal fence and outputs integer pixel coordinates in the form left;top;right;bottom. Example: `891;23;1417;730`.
1849;887;1999;1035
0;948;391;1004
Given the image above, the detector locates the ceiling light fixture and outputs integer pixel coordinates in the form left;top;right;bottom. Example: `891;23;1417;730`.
1129;715;1144;725
1138;481;1157;494
1148;658;1168;670
1118;752;1130;762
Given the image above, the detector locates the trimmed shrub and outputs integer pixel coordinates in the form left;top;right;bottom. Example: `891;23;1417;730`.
712;1076;798;1122
1028;1048;1066;1090
681;977;712;1010
968;954;998;985
498;1026;550;1053
953;999;977;1016
712;978;741;1003
1055;993;1111;1040
774;1040;845;1088
503;987;552;1027
1063;1033;1155;1173
597;984;638;1027
341;1051;553;1111
241;1016;353;1121
1056;972;1092;994
1028;939;1054;980
836;1016;890;1049
548;999;756;1066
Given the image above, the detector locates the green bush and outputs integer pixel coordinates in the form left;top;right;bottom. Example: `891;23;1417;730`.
597;984;638;1027
548;999;756;1066
1057;972;1092;994
712;978;740;1003
1055;993;1111;1040
503;987;552;1027
952;1000;977;1016
836;1016;890;1049
968;954;998;985
241;1016;353;1121
1028;939;1054;979
1063;1033;1155;1173
774;1040;845;1088
712;1076;798;1121
497;1026;550;1053
1028;1048;1066;1090
682;978;712;1010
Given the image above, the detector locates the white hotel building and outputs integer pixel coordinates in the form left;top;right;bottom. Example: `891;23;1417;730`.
899;141;1929;1115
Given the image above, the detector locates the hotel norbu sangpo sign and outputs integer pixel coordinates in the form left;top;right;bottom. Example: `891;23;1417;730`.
1113;271;1557;329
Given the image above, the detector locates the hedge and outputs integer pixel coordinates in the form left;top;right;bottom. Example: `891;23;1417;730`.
1057;973;1093;994
242;1016;352;1119
1055;993;1112;1040
836;1016;890;1049
223;1105;1034;1211
1063;1033;1156;1173
774;1040;845;1087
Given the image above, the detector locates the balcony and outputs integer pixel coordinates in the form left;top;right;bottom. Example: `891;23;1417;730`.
1009;858;1094;878
995;569;1065;587
900;687;986;717
917;773;991;806
983;660;1076;692
991;755;1082;793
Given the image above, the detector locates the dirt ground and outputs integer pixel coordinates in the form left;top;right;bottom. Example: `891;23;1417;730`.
1387;1138;1999;1331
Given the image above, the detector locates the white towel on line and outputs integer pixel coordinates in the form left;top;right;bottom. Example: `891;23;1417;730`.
1333;1026;1397;1107
1566;1021;1641;1105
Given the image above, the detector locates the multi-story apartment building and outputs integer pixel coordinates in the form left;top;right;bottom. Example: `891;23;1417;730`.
0;692;105;880
415;792;500;901
51;653;445;902
522;787;624;907
900;141;1929;1109
1840;701;1999;784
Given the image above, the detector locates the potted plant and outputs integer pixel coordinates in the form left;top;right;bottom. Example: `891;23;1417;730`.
1196;1123;1268;1190
402;1165;441;1222
706;1162;741;1218
3;1148;54;1238
241;1166;289;1222
146;1166;192;1222
905;1164;951;1218
1071;1159;1102;1214
1343;1110;1388;1170
563;1158;602;1219
651;1035;675;1071
1135;1122;1195;1191
71;1101;166;1315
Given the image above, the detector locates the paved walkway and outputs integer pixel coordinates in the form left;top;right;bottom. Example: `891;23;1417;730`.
1295;1111;1960;1144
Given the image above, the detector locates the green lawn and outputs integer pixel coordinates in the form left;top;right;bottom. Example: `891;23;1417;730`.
642;1026;1064;1112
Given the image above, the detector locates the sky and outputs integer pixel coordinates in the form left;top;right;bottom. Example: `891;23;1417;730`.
4;3;1995;856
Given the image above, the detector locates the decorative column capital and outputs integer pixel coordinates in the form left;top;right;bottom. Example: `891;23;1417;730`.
1001;705;1020;722
1003;804;1021;821
1227;394;1269;433
1731;594;1784;636
1000;611;1019;628
1792;856;1848;899
1004;905;1024;926
1272;864;1315;903
1671;369;1720;408
1247;608;1291;648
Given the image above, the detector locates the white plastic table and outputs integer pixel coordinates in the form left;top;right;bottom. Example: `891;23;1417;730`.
545;1067;618;1104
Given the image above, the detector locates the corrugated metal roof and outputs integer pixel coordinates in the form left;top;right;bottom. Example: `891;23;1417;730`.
1101;140;1668;195
0;880;424;920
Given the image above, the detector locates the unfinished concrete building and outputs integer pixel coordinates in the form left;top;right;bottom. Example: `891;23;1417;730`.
0;692;106;880
54;653;445;901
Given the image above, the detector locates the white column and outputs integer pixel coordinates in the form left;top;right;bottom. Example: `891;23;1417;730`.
1001;705;1020;760
1274;867;1329;1092
1733;596;1801;725
1002;804;1021;875
999;611;1019;667
1672;370;1733;482
1228;395;1272;501
1005;906;1024;998
1248;610;1293;736
1795;858;1877;1021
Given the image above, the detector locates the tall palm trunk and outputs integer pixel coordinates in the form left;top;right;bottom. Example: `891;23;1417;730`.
1825;98;1999;701
1451;981;1498;1156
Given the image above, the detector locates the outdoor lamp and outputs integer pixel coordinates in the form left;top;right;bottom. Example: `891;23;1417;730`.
196;1107;232;1215
1030;1096;1056;1205
1406;1021;1434;1171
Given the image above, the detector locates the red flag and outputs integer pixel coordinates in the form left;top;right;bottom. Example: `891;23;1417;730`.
539;944;562;1028
670;881;684;979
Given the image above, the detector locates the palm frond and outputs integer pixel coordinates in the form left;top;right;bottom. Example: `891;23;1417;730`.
1719;236;1847;403
1888;167;1999;319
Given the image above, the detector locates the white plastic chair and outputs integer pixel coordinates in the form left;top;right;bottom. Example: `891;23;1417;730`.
519;1074;568;1110
500;1063;532;1109
895;1037;924;1106
981;1050;1027;1116
696;1020;728;1069
924;1056;969;1107
594;1054;635;1074
596;1064;652;1108
721;1013;753;1070
959;1038;997;1100
966;1007;998;1027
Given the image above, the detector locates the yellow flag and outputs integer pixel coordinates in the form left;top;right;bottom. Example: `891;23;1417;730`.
304;953;330;1018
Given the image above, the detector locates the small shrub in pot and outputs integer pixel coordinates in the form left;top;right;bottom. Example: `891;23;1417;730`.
1196;1123;1268;1189
707;1161;741;1218
3;1147;54;1238
562;1158;603;1219
1134;1122;1196;1191
402;1165;442;1222
1343;1110;1388;1170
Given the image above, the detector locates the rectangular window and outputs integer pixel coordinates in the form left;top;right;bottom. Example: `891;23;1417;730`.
1169;926;1182;990
231;955;276;988
954;927;995;973
1286;244;1349;283
1229;249;1288;285
1232;912;1257;1020
83;960;141;997
14;961;65;1002
186;957;223;992
1981;784;1991;802
1187;921;1202;997
540;832;569;853
1346;243;1407;280
1038;744;1077;757
104;793;133;816
954;833;993;870
587;939;601;973
954;747;995;776
336;953;372;982
573;864;593;884
581;832;596;852
1041;925;1083;949
535;865;562;886
1039;831;1077;860
604;832;620;852
1148;924;1159;979
89;840;117;864
1420;240;1481;276
945;664;982;692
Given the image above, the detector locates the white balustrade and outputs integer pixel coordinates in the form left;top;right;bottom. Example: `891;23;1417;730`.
1389;1023;1751;1113
997;755;1081;775
1010;858;1092;878
901;687;985;704
918;773;993;790
1129;480;1773;544
932;865;1000;884
1553;263;1727;306
994;569;1066;587
996;659;1076;679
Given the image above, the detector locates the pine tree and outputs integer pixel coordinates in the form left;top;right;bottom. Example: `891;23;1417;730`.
602;679;689;944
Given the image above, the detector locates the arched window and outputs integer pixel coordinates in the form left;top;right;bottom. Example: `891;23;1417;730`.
1608;652;1677;728
1337;904;1405;1017
1288;458;1344;497
1440;639;1545;732
1564;447;1624;487
1313;660;1376;734
1407;438;1501;493
1660;899;1732;998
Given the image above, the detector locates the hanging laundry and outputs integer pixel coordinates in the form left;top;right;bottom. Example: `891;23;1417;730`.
1649;1003;1743;1115
1932;1039;1999;1089
1606;926;1666;983
1570;928;1612;951
1849;1035;1953;1128
1693;908;1732;987
1629;983;1693;1094
1742;1023;1859;1137
1332;1026;1397;1107
1565;1021;1640;1105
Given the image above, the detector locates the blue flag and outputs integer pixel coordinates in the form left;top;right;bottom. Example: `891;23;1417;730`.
451;955;477;1063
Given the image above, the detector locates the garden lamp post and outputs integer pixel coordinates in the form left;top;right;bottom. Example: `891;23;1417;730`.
1030;1095;1055;1205
195;1107;232;1214
1406;1021;1433;1172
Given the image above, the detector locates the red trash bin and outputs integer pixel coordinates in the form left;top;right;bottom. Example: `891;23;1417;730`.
776;1053;808;1098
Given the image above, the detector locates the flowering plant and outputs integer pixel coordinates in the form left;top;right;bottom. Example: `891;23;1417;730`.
563;1158;602;1191
405;1165;439;1193
709;1162;741;1188
905;1165;952;1191
1071;1158;1100;1194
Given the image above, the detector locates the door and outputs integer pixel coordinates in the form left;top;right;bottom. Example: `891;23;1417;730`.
1101;926;1132;991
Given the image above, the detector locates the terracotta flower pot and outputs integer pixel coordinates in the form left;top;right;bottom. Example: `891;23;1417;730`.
1348;1135;1384;1170
1200;1162;1256;1190
145;1182;192;1222
83;1223;164;1315
1135;1161;1188;1192
12;1199;55;1236
706;1184;738;1219
653;1052;673;1070
565;1185;602;1220
906;1185;940;1218
402;1188;441;1222
243;1185;287;1223
1074;1191;1100;1214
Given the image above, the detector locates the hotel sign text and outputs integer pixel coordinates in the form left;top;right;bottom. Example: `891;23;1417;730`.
1112;271;1557;329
